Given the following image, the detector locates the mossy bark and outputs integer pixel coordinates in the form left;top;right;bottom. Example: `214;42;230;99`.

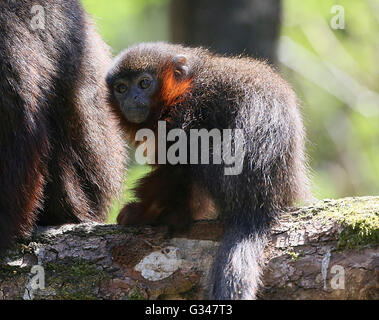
0;197;378;300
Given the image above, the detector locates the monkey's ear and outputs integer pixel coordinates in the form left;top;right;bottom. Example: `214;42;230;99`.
172;55;189;78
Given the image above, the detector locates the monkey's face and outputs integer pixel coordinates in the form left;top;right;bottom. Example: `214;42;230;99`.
111;72;158;124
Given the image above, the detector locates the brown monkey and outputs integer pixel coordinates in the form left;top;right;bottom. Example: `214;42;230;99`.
0;0;125;252
106;42;309;299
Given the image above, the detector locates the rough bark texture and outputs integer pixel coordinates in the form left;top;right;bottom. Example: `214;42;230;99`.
0;197;378;300
170;0;282;64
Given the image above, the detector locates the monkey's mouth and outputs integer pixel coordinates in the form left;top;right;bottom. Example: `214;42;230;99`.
121;105;150;124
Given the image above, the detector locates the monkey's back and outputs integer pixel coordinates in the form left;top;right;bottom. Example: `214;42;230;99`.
182;49;309;210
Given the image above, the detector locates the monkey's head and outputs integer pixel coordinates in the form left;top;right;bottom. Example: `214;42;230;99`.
107;70;157;124
106;42;196;125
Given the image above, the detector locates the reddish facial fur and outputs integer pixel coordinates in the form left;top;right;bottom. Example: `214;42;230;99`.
158;65;192;108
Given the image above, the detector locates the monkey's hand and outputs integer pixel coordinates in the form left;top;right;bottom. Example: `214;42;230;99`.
117;201;192;232
117;202;163;226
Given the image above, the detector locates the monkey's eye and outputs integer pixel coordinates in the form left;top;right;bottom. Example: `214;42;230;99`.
114;83;128;94
139;78;152;89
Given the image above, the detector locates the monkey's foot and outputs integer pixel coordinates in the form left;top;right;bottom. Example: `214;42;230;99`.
117;203;146;225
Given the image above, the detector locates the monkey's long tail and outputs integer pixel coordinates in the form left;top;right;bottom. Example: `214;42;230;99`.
209;212;269;300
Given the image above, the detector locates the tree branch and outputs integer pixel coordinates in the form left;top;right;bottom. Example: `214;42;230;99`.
0;197;378;300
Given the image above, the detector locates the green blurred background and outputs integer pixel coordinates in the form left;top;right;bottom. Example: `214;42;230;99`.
80;0;379;222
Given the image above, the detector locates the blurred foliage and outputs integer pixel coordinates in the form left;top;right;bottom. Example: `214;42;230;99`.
81;0;379;222
82;0;169;54
281;0;379;199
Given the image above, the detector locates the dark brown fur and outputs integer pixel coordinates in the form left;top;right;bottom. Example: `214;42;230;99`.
0;0;125;252
107;42;308;299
